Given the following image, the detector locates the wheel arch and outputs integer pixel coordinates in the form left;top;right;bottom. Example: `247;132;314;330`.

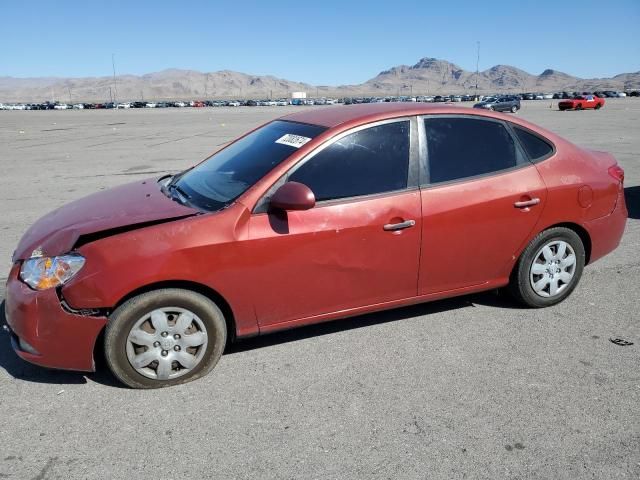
524;222;592;266
110;280;238;342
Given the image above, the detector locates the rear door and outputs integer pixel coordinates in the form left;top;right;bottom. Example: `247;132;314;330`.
418;115;547;294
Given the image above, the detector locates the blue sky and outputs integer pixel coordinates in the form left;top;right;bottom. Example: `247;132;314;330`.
1;0;638;84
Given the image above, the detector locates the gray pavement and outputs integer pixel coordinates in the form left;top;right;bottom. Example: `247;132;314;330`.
0;101;638;479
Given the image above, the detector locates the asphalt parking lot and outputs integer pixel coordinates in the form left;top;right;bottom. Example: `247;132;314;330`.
0;100;638;479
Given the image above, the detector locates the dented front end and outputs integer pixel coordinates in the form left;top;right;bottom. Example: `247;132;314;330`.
4;263;108;371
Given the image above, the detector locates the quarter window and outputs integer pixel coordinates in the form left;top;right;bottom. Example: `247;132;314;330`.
513;127;554;161
424;117;523;184
288;121;410;202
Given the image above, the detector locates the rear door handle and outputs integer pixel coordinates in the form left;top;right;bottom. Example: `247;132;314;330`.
514;198;540;208
383;220;416;231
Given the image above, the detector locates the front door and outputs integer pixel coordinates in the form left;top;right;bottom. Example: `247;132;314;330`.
246;119;422;327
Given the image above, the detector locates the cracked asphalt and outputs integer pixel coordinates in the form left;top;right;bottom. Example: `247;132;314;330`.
0;101;638;479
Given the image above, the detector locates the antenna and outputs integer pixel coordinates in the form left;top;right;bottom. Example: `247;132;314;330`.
112;53;118;106
475;41;480;99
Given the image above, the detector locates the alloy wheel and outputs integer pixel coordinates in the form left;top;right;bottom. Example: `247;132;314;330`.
529;240;576;298
125;307;209;380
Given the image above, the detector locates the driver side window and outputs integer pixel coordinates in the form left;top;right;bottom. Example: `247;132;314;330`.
288;121;410;202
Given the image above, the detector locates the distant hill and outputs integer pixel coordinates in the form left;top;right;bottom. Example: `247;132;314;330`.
1;57;638;102
356;58;640;95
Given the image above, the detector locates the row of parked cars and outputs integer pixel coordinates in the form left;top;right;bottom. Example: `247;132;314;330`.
1;90;637;111
0;99;297;110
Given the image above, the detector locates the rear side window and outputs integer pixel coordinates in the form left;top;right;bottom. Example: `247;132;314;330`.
513;127;554;161
289;121;410;201
424;117;523;184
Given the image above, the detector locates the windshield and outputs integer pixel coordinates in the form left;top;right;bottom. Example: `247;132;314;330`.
172;120;327;211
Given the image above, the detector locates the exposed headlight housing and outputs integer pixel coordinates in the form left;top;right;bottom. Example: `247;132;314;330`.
20;254;85;290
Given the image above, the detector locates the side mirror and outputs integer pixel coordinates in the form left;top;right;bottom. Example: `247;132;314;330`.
270;182;315;211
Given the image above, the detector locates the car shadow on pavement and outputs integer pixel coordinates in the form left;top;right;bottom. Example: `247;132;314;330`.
0;290;523;386
624;186;640;219
227;289;523;355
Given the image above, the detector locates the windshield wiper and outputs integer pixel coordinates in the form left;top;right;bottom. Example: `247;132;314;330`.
167;183;191;205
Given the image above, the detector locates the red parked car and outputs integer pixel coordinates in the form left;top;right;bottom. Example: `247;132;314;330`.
559;95;605;111
5;103;627;388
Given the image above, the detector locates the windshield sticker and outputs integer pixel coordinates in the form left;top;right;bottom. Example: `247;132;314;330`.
275;134;312;148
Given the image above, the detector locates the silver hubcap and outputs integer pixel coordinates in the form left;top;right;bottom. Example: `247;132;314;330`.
530;240;576;298
126;307;208;380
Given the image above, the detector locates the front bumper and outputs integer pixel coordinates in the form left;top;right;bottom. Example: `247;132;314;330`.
4;264;107;372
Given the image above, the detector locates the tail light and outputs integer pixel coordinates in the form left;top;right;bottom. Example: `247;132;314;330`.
608;165;624;183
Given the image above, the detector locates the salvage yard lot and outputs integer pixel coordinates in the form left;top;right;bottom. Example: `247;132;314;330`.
0;100;638;479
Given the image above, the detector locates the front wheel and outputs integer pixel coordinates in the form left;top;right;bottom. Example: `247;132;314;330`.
595;103;601;110
104;289;227;388
575;104;582;110
509;227;585;308
511;105;518;113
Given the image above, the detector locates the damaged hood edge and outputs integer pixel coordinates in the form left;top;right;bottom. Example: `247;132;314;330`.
12;178;199;262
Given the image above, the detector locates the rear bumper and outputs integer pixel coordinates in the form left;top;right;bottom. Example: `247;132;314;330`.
585;191;628;264
4;265;107;372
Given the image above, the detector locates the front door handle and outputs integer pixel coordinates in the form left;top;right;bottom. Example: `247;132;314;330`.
383;220;416;231
514;198;540;208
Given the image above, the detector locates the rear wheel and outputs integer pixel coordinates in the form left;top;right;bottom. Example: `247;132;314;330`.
509;227;585;308
104;288;227;388
575;104;582;110
510;105;518;113
595;103;601;110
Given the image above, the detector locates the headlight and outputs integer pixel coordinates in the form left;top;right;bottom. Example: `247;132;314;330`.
19;254;85;290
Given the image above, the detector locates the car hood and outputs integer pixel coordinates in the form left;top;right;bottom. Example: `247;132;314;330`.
12;178;198;262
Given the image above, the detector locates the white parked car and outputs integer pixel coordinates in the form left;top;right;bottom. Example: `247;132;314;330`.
145;102;158;108
325;98;337;105
116;102;131;109
543;94;554;99
53;104;69;110
73;103;85;109
616;92;627;98
174;102;186;107
534;94;544;100
275;100;288;106
227;101;241;107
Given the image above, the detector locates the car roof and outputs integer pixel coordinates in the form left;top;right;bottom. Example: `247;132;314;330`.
279;103;472;128
278;102;565;146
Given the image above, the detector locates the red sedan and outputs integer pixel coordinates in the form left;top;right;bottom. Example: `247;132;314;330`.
559;95;605;111
5;103;627;388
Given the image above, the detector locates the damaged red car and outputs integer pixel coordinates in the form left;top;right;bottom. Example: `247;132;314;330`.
5;103;627;388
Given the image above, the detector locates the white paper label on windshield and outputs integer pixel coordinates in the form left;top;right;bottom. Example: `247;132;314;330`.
275;134;312;148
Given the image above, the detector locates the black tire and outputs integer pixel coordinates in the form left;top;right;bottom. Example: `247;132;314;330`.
511;105;518;113
595;103;601;110
104;288;227;389
488;106;494;111
509;227;585;308
575;104;582;110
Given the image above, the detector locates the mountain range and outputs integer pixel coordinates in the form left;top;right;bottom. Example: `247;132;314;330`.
1;57;638;102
